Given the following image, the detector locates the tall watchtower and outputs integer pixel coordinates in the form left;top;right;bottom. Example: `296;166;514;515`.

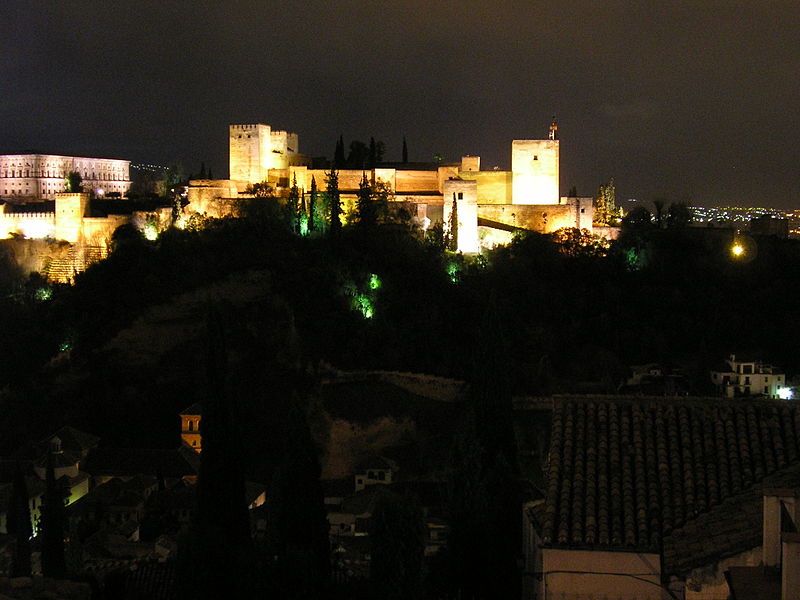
229;124;273;183
511;119;559;205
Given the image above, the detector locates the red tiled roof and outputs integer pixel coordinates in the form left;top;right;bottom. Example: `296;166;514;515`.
541;397;800;552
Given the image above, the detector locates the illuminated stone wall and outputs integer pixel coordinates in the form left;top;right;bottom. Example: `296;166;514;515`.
0;154;130;200
229;124;301;183
511;139;559;205
443;179;479;253
478;197;591;234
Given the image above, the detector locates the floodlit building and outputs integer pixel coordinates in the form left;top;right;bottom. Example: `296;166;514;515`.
188;120;595;253
711;354;786;398
0;154;130;200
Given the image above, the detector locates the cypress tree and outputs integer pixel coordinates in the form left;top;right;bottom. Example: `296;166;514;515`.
268;399;329;599
8;463;32;577
289;174;301;234
368;137;377;169
326;167;341;236
41;447;66;578
176;310;256;599
370;489;424;600
402;136;408;164
309;176;317;232
447;194;459;252
355;172;375;229
334;136;345;168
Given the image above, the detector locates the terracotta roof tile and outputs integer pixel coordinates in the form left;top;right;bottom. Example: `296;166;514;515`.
540;396;800;553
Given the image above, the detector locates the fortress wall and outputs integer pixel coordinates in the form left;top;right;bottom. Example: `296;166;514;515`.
478;203;581;233
459;170;513;204
187;180;242;216
82;215;128;248
0;213;55;239
395;170;438;193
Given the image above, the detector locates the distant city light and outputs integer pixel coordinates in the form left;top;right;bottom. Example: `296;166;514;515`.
731;244;744;257
778;387;794;400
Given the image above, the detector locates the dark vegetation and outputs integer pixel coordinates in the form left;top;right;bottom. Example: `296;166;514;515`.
0;198;797;597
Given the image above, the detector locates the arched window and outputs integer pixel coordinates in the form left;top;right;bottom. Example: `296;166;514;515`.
188;420;194;431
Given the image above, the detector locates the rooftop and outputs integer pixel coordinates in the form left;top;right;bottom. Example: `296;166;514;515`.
540;396;800;553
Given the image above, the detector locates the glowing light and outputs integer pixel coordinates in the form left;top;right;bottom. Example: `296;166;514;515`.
446;262;460;283
143;222;158;241
369;273;381;290
353;294;374;319
731;244;744;257
778;387;794;400
34;287;52;302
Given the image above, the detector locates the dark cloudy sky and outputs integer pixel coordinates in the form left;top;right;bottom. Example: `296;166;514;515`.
2;1;798;207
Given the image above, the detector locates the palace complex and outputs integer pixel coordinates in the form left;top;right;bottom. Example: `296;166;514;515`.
188;121;595;252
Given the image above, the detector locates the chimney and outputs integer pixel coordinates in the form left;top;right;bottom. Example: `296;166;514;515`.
763;488;799;567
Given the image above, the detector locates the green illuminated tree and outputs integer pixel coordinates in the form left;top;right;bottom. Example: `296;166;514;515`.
325;167;341;236
7;463;32;577
64;171;82;193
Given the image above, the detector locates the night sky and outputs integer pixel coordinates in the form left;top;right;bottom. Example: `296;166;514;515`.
2;1;798;207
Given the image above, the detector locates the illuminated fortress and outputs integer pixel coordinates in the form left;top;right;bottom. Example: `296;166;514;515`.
189;121;594;252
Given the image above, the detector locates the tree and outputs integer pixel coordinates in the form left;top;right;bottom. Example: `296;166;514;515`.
551;227;610;258
289;174;302;234
355;172;376;229
334;136;345;168
347;140;369;169
64;171;82;193
267;399;330;599
7;463;32;577
309;176;318;232
593;178;622;226
369;489;424;600
245;181;275;198
326;167;341;236
367;137;385;169
447;193;459;252
653;198;666;229
666;202;693;229
402;136;408;164
176;310;257;599
568;185;578;197
40;447;66;578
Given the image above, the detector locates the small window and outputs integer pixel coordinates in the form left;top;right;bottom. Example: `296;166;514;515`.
457;192;463;200
580;208;585;213
533;155;538;161
188;420;194;431
765;386;769;394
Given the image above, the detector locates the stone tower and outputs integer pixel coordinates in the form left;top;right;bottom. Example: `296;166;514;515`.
229;124;300;184
511;121;559;205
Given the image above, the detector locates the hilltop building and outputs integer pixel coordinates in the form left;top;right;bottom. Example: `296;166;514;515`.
0;154;130;200
188;121;595;252
711;354;787;399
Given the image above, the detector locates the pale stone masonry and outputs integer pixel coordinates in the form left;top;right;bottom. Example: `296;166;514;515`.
0;154;130;200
